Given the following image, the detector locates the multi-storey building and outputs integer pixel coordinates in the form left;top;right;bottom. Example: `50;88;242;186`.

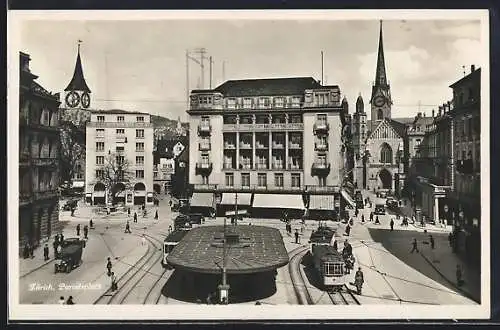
85;110;154;206
153;136;188;195
187;77;349;217
19;52;61;253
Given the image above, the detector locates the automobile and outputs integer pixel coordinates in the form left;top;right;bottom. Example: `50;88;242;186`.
62;199;78;211
386;198;399;209
54;239;84;273
374;204;386;215
186;213;205;225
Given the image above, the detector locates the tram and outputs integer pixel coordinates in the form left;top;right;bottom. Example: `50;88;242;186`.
308;223;336;254
162;229;189;267
312;244;348;289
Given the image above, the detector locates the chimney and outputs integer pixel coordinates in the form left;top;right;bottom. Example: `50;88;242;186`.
432;109;435;118
471;64;476;72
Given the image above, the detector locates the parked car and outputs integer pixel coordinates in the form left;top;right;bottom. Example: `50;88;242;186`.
374;204;386;215
386;198;399;209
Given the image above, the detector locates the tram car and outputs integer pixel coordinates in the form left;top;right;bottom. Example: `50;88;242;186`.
162;229;189;268
308;224;336;254
312;244;347;289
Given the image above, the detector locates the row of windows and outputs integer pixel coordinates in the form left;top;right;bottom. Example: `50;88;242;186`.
94;169;145;179
222;173;302;187
96;115;145;123
206;113;326;125
96;142;145;151
96;156;145;165
96;129;144;138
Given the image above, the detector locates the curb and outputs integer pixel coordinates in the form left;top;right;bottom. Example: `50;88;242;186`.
20;259;55;278
419;251;480;304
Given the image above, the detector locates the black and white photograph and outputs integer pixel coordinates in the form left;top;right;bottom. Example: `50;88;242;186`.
7;10;490;320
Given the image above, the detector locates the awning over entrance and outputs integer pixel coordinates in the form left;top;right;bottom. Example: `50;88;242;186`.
309;195;335;210
253;194;304;210
220;193;252;206
340;189;356;208
190;192;214;208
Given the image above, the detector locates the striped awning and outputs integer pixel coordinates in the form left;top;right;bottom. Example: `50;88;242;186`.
190;192;214;208
253;194;304;210
309;195;335;210
220;193;252;206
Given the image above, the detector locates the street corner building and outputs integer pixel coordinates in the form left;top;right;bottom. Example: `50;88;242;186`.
84;110;155;206
19;52;62;254
186;75;354;219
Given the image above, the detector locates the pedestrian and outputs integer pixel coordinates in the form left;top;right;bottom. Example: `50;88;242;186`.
429;235;435;249
23;242;29;259
128;208;131;217
53;240;58;259
354;267;364;295
106;257;112;276
344;240;352;256
60;233;64;242
361;214;365;223
111;272;118;291
349;218;354;226
370;212;373;222
375;216;380;224
294;229;300;244
301;223;305;234
456;265;464;287
390;218;394;231
168;225;172;233
410;238;419;253
142;234;146;246
29;242;34;258
66;296;75;305
134;212;138;223
355;208;359;218
43;243;49;261
56;244;62;258
58;296;65;305
345;224;351;236
154;210;159;220
125;221;131;233
89;219;94;229
83;225;89;239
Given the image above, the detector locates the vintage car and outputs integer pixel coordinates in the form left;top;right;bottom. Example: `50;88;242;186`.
54;239;84;273
374;204;386;215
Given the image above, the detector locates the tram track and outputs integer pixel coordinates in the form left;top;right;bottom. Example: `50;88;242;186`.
288;245;314;305
141;234;172;304
327;285;361;305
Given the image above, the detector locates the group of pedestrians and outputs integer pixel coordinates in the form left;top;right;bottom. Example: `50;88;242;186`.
75;224;89;239
58;296;75;305
106;257;118;292
53;233;65;259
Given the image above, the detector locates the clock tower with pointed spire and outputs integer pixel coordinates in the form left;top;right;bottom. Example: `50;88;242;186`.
370;21;393;132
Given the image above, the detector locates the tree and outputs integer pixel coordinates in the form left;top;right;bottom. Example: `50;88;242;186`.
94;152;134;205
59;121;86;184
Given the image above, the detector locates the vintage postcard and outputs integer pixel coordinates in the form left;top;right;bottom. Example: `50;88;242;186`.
7;9;490;320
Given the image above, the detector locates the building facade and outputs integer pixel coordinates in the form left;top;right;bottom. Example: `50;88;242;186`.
85;110;155;206
187;77;349;216
153;137;188;195
19;52;61;253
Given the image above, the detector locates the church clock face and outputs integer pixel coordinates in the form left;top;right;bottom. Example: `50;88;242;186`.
374;96;386;107
81;92;91;108
65;91;80;108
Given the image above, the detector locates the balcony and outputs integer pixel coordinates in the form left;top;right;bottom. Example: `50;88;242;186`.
199;142;211;151
255;164;269;170
88;122;153;128
195;162;213;175
289;143;302;149
116;136;128;143
287;164;303;170
31;158;58;167
255;143;269;149
311;162;331;176
314;143;329;151
271;164;285;170
224;143;236;149
239;143;253;149
198;123;212;135
223;164;235;170
272;143;284;149
192;183;306;193
314;122;330;133
33;189;59;200
223;123;304;132
239;163;253;170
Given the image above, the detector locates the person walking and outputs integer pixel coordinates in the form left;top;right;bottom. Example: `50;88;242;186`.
370;212;374;222
429;235;435;249
76;224;81;236
106;257;113;277
390;218;394;231
133;212;138;223
56;243;62;258
456;265;464;287
354;267;364;295
154;210;159;220
128;208;131;218
345;224;351;236
53;239;58;259
361;214;365;223
168;225;172;233
141;234;146;246
294;229;300;244
375;216;380;225
66;296;75;305
125;221;132;233
43;243;49;261
60;233;64;242
410;238;419;253
58;296;65;305
111;272;118;292
89;219;94;229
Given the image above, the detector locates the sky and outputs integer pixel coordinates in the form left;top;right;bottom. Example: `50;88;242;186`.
18;17;482;122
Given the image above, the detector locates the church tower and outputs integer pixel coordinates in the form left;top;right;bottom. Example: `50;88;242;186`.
63;41;92;110
353;94;367;188
370;21;393;132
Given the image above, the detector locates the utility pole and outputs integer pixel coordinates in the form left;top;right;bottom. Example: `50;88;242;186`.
192;48;207;89
209;56;214;89
321;51;324;85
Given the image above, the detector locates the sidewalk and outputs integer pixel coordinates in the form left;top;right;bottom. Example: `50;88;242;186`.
418;234;481;303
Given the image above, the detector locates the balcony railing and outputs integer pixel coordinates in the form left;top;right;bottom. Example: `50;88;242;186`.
223;123;304;132
224;143;236;149
88;122;153;128
272;143;284;149
31;158;58;167
314;143;329;151
255;164;269;170
239;143;253;149
255;143;269;149
116;136;128;143
192;183;337;194
199;143;211;151
311;162;331;176
271;164;285;170
195;162;213;175
313;122;330;132
305;185;340;193
289;143;302;149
